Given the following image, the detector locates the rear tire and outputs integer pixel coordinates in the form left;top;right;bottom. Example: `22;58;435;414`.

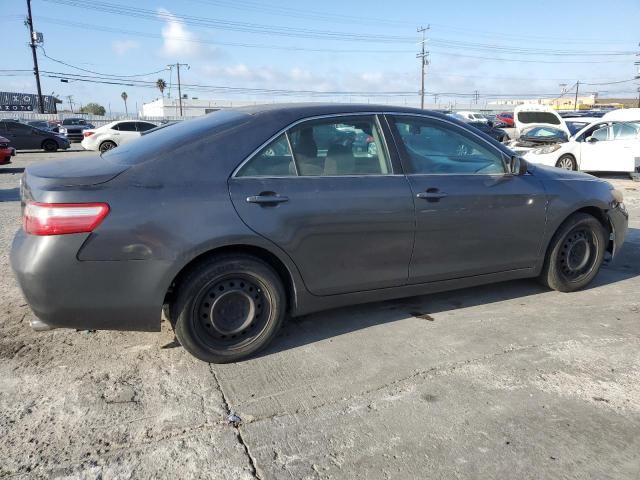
555;154;576;171
42;139;58;152
99;141;117;153
539;213;607;292
172;255;286;363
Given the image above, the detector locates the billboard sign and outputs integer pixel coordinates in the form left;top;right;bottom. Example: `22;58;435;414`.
0;92;58;113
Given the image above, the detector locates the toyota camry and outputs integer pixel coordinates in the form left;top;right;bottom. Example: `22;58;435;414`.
11;104;628;363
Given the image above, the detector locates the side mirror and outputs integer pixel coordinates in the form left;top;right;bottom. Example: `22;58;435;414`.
509;155;528;175
586;136;598;143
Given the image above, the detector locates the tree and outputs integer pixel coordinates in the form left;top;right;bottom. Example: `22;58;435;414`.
156;78;167;98
121;91;128;115
80;103;106;116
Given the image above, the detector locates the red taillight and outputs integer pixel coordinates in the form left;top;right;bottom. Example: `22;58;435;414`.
83;131;94;137
23;202;110;236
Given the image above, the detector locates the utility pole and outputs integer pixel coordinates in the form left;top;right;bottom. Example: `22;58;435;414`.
574;80;580;111
65;95;74;113
635;44;639;107
417;26;430;109
167;63;189;116
25;0;44;113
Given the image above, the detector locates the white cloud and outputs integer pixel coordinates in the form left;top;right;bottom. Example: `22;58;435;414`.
112;40;140;56
158;8;201;57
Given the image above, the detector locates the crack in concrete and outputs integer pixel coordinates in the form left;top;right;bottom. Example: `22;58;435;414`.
209;364;261;480
239;336;639;425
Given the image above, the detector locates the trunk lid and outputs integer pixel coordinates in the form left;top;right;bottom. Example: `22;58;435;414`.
21;152;129;203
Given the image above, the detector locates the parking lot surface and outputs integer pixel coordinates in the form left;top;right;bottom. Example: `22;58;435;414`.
1;147;639;479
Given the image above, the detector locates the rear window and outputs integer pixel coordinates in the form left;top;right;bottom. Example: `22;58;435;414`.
102;110;251;165
517;112;561;126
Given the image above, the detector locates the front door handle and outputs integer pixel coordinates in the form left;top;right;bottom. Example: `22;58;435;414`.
416;189;448;200
246;193;289;205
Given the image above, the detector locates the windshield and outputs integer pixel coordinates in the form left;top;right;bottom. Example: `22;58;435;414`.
62;119;87;125
522;126;567;140
566;121;590;136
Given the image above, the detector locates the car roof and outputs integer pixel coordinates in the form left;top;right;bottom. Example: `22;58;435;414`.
235;102;447;117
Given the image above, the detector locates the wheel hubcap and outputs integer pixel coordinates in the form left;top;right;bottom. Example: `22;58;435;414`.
195;277;267;345
559;158;573;170
209;290;255;335
558;229;597;281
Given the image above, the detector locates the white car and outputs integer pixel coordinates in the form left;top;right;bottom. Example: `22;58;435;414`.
455;111;488;124
81;120;157;152
518;109;640;175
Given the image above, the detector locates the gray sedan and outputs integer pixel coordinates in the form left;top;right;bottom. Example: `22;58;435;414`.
11;104;628;363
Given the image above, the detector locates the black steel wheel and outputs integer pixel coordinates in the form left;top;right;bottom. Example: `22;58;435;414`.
539;213;607;292
99;141;117;153
172;255;286;363
42;139;58;152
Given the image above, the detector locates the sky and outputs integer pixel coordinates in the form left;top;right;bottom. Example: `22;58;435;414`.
3;0;639;113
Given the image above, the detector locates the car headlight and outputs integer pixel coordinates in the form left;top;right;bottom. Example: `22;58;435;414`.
59;128;66;134
531;144;561;155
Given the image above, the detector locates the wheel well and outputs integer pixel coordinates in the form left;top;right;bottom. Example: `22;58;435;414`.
41;138;57;148
575;206;609;231
164;245;295;314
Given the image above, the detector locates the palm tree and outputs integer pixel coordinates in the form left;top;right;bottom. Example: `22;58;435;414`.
121;91;128;115
156;78;167;99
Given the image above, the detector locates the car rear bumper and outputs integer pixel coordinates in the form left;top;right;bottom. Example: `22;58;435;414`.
10;229;167;332
80;137;97;151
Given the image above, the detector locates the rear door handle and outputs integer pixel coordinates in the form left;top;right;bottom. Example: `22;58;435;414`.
246;194;289;205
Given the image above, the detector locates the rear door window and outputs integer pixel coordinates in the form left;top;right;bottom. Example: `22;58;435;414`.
115;122;137;132
135;122;156;132
236;134;296;177
288;116;390;176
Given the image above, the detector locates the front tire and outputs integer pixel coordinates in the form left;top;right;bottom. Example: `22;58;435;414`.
42;139;58;152
172;255;286;363
539;213;607;292
555;154;576;171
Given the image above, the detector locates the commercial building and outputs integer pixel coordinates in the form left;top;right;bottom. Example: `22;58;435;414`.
0;92;61;114
141;97;255;118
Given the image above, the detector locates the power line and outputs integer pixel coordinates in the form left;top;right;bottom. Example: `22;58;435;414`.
34;16;635;65
40;0;636;56
39;47;169;78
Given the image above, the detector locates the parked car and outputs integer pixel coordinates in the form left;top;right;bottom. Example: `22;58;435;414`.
81;120;157;152
0;121;70;151
11;104;628;363
0;136;15;164
27;120;52;131
58;118;96;142
514;109;640;175
140;120;181;136
447;113;509;142
455;111;488;123
496;112;514;126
